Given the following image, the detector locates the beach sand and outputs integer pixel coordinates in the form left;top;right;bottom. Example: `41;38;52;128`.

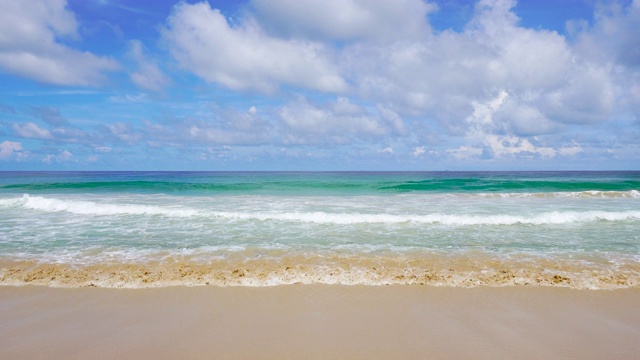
1;285;639;359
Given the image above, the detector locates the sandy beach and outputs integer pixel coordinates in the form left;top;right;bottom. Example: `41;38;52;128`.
1;285;639;359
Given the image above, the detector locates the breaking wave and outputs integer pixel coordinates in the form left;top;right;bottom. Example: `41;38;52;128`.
4;194;639;226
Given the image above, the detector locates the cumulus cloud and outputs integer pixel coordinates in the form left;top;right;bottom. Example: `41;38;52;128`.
344;0;614;132
451;91;586;160
412;146;426;157
0;141;24;160
104;122;140;143
10;119;95;145
128;40;170;92
12;122;53;139
162;1;347;93
572;1;640;112
3;0;637;168
0;0;118;86
50;127;93;144
252;0;435;42
181;122;272;145
43;150;73;163
574;0;640;68
156;0;637;155
94;146;112;153
132;97;402;148
447;146;482;160
108;93;150;103
277;97;398;144
142;106;274;147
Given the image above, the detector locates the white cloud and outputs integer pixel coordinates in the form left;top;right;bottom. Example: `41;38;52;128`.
328;97;365;116
0;0;118;86
94;146;112;153
574;1;640;68
348;0;583;123
156;0;637;159
0;141;24;160
59;150;73;161
457;91;583;160
11;121;96;145
12;122;53;139
252;0;435;42
335;0;629;146
141;107;274;146
3;0;636;168
108;93;150;103
446;146;482;160
184;124;271;145
128;40;170;92
572;1;640;113
493;98;559;136
50;127;92;143
277;97;392;144
42;150;73;163
538;64;615;125
106;123;140;143
484;135;556;158
378;106;406;135
162;2;347;93
558;144;583;157
412;146;425;157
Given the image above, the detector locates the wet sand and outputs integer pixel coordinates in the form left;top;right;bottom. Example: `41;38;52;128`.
3;257;638;289
1;285;639;359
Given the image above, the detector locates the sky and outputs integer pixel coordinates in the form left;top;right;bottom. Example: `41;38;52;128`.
0;0;638;171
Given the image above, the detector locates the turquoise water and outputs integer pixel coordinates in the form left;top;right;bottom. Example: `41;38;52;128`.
1;171;639;288
2;171;639;194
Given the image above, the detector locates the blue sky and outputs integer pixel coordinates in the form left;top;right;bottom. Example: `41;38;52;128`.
0;0;638;171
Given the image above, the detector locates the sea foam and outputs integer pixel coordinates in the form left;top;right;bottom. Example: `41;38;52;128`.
7;194;640;226
1;171;639;289
17;194;198;217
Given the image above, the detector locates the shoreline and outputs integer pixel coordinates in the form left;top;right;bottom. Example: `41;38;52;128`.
1;285;639;359
2;256;639;289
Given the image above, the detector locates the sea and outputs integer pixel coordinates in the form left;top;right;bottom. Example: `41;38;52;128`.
1;171;639;289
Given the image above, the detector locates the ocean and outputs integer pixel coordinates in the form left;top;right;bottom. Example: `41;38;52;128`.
1;171;639;289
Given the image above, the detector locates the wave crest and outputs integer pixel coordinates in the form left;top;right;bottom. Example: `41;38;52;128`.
15;194;198;217
3;194;639;226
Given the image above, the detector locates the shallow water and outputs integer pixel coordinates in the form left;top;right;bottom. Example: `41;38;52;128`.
1;171;639;288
